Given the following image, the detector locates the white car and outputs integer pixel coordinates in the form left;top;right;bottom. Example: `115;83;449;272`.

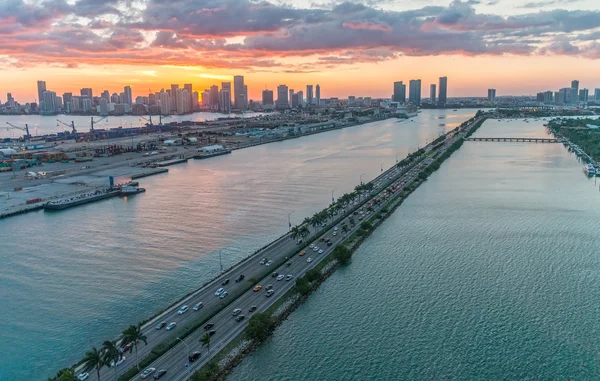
110;356;126;367
307;258;313;263
285;274;294;281
77;373;89;381
166;322;176;331
333;232;337;236
318;249;324;254
265;260;273;266
177;305;189;314
309;244;315;249
334;226;338;231
312;246;318;252
232;308;242;316
276;274;285;281
193;302;204;311
259;258;267;265
140;367;156;379
215;288;225;296
220;291;229;299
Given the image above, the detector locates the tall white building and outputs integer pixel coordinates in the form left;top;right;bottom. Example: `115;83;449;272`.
124;86;133;106
306;85;313;106
158;91;170;115
220;89;231;113
234;75;246;110
315;84;320;106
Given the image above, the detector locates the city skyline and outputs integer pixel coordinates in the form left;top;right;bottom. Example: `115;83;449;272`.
0;0;599;100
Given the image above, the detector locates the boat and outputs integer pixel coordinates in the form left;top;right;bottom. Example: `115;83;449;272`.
120;186;146;196
395;105;418;119
583;164;596;176
193;145;232;159
45;188;120;210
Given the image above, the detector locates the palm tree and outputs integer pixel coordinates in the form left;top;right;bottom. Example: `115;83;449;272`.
122;324;147;371
290;226;300;241
300;226;310;238
102;340;121;380
342;224;349;235
82;347;105;381
200;332;211;354
310;216;320;231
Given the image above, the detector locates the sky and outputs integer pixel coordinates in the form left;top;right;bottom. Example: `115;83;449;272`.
1;0;599;102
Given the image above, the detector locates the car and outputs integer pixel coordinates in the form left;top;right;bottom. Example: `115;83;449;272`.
189;351;201;362
233;308;242;316
204;323;215;331
120;343;132;353
153;370;167;379
310;244;315;248
307;257;313;263
271;272;279;277
312;246;318;252
140;367;156;379
296;239;303;245
327;242;333;246
222;279;230;285
235;315;245;322
325;238;331;243
285;274;294;281
259;258;267;265
155;322;166;330
110;356;125;367
276;274;285;281
215;288;225;296
333;232;337;236
253;285;263;292
220;291;229;299
319;249;324;254
265;284;273;290
287;262;292;267
265;260;273;266
299;251;306;256
266;290;275;297
208;330;216;336
319;238;325;242
235;274;245;282
193;302;204;311
177;305;189;314
334;226;338;231
166;322;176;331
77;373;89;381
249;305;257;312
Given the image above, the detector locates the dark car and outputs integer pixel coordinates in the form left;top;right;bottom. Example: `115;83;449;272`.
235;315;245;322
188;351;201;362
319;238;325;242
327;242;333;246
155;322;166;330
222;279;230;285
208;330;216;336
204;323;215;331
235;274;245;282
248;305;257;313
153;370;167;379
265;285;273;290
271;272;279;278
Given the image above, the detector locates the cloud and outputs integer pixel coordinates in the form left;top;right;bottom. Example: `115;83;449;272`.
0;0;598;71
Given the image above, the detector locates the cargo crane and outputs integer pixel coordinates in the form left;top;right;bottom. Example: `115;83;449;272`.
90;116;108;132
5;122;31;140
139;115;154;126
56;119;77;134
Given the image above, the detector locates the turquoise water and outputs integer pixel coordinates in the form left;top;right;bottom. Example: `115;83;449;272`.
228;119;600;380
0;110;472;380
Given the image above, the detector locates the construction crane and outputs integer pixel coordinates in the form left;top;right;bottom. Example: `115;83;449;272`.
139;115;153;126
159;115;171;125
90;116;108;132
6;122;31;139
56;119;77;134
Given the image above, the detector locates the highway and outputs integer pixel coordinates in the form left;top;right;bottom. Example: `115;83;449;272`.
79;117;479;381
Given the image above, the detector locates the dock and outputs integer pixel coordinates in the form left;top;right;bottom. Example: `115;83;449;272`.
155;157;189;167
465;137;560;143
131;168;168;179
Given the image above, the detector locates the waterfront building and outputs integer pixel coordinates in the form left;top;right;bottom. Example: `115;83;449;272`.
183;84;193;111
306;85;313;106
488;89;496;103
41;90;57;114
595;89;600;103
37;80;46;106
192;91;199;111
81;97;92;113
244;85;248;109
158;91;170;114
430;84;436;104
148;93;156;106
201;90;210;107
234;75;245;110
393;81;406;103
316;84;321;106
262;89;274;108
210;85;219;111
122;85;131;106
289;89;294;107
409;79;422;106
543;91;553;103
110;93;119;103
80;88;93;99
277;85;289;109
297;90;303;105
101;90;110;102
291;93;299;108
579;88;589;103
99;98;108;115
170;84;179;111
438;76;448;106
62;93;72;113
135;96;144;105
7;93;14;107
555;91;565;105
220;89;231;113
571;80;579;92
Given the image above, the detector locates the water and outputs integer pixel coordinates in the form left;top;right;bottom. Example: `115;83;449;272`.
228;118;600;380
0;109;472;380
0;111;263;138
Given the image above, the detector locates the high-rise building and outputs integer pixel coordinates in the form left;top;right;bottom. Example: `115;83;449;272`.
80;88;93;99
594;89;600;103
101;90;110;102
571;80;579;92
7;93;15;107
393;81;406;103
41;90;57;114
579;88;589;103
542;91;553;103
244;85;248;109
121;85;131;106
201;90;210;107
110;93;119;103
184;84;193;111
170;84;179;111
37;80;46;106
555;91;565;105
316;84;321;106
297;91;303;105
82;97;92;113
233;75;245;110
210;85;219;111
175;88;190;114
221;82;231;108
438;76;447;106
192;91;199;110
291;93;299;108
560;87;572;104
289;89;294;106
158;91;170;114
487;89;496;103
306;85;313;106
62;93;73;113
99;98;108;116
536;92;544;102
430;84;436;104
149;93;156;106
277;85;289;109
262;90;274;107
408;79;422;106
220;89;231;113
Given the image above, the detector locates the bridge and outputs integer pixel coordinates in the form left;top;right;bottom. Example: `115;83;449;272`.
465;137;560;143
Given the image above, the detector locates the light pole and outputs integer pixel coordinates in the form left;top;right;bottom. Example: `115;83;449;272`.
218;249;224;273
381;163;383;173
396;154;399;164
287;211;295;231
331;188;337;204
177;337;191;381
360;173;365;185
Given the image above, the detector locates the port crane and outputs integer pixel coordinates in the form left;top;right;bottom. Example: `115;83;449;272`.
56;119;77;134
5;122;31;139
140;115;170;126
90;116;108;132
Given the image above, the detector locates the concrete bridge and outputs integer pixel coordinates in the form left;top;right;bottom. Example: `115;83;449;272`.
465;137;560;143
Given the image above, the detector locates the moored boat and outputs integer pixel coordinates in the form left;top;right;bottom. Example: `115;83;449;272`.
583;164;596;176
120;186;146;196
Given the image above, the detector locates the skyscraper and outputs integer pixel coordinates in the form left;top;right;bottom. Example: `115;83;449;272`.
438;76;447;106
277;85;289;109
408;79;422;106
210;85;219;111
124;86;133;106
111;93;119;103
233;75;245;110
297;91;303;105
41;90;57;114
594;88;600;103
291;93;299;108
393;81;406;103
579;88;589;103
170;84;179;111
80;88;93;99
430;84;436;104
543;91;553;103
262;90;274;107
220;89;231;113
487;89;496;103
63;92;73;113
571;80;579;92
306;85;313;106
244;85;248;109
184;84;193;111
37;80;46;105
316;84;320;106
101;90;110;102
289;89;294;106
158;91;170;114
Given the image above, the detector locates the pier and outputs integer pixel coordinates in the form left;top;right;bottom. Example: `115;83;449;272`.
465;137;560;143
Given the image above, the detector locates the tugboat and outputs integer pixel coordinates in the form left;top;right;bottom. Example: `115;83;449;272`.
120;186;146;196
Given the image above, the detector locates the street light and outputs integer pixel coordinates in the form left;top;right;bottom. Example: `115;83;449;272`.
177;337;191;381
360;173;365;185
396;154;399;164
287;211;295;230
218;249;224;273
331;188;337;204
381;162;384;173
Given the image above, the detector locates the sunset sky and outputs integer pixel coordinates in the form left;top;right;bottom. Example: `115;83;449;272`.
1;0;599;102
